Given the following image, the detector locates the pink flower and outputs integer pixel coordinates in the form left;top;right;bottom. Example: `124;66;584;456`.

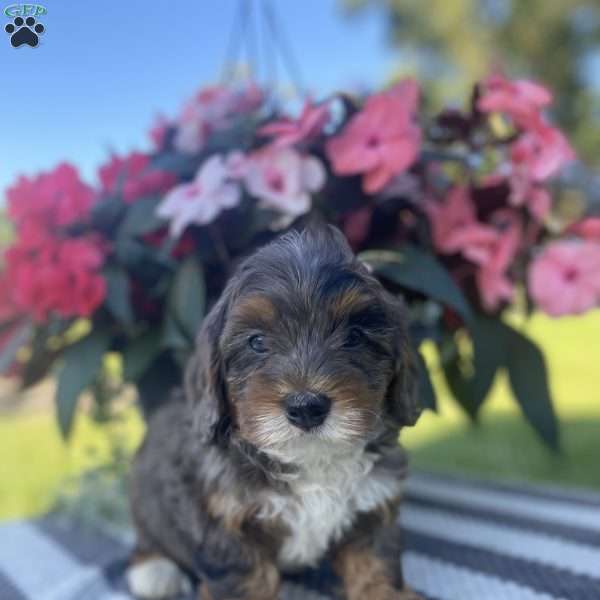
529;241;600;317
173;99;212;154
98;152;177;203
7;163;95;231
245;148;325;216
174;84;264;154
326;79;421;194
475;212;523;312
156;155;241;237
509;173;552;222
258;100;329;148
231;82;264;113
224;150;249;179
426;186;497;263
510;122;575;182
569;217;600;242
478;74;552;128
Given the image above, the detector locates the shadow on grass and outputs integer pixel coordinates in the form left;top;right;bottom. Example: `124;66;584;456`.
409;416;600;491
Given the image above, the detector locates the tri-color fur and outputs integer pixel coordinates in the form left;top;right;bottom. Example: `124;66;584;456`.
128;226;422;599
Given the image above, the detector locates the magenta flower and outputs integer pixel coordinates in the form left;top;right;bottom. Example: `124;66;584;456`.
529;241;600;317
478;74;552;129
156;155;241;237
245;148;325;217
326;79;421;194
258;100;330;148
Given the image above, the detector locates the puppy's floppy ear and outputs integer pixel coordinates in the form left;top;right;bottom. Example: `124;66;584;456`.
385;300;422;428
184;295;231;445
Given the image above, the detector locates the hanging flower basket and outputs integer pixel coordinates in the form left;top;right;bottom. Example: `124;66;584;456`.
1;74;598;447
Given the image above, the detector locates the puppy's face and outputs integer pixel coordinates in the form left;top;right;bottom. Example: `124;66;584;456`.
188;227;419;454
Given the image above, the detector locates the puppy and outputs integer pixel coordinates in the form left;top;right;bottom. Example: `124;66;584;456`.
128;226;422;600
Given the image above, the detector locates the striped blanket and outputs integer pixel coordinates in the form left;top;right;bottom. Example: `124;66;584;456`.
0;471;598;600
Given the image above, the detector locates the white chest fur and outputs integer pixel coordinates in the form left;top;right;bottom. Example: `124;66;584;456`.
258;443;403;568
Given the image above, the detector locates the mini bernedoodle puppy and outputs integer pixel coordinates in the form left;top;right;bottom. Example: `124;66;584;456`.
128;226;423;600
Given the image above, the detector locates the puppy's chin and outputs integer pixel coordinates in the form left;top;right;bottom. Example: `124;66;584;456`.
244;408;380;462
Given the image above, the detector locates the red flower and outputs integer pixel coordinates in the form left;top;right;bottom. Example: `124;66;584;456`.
478;74;552;129
7;163;95;231
143;228;196;259
5;236;106;322
259;99;329;148
326;79;421;194
0;274;29;376
98;152;177;203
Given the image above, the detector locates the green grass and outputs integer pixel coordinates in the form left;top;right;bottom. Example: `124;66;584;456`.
0;403;144;521
0;311;599;521
402;311;600;490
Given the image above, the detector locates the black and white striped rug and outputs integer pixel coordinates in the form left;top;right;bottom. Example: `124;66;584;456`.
0;471;598;600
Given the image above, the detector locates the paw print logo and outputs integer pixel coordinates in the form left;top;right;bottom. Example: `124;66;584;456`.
5;16;45;47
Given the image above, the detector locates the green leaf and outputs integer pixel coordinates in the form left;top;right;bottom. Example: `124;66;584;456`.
55;331;111;439
135;351;183;416
117;196;164;238
505;325;560;451
103;266;134;325
470;315;508;409
0;322;31;374
441;350;480;420
91;196;126;233
168;256;206;342
122;331;162;381
439;315;508;420
416;351;437;411
151;152;199;178
359;246;473;323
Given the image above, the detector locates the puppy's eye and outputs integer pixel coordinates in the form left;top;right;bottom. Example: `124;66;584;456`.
248;334;269;353
345;327;365;348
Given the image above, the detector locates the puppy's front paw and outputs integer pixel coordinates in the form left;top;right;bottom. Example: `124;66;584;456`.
126;556;192;599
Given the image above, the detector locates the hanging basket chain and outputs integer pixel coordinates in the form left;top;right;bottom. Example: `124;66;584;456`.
220;0;305;97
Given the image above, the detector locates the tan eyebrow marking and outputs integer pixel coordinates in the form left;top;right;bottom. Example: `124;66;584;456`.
231;295;277;324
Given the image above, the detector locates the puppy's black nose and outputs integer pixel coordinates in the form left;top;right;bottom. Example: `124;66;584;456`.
284;392;331;430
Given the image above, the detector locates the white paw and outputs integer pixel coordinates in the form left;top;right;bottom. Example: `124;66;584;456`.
126;557;192;599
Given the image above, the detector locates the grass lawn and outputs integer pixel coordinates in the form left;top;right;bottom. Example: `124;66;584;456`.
402;311;600;490
0;312;599;521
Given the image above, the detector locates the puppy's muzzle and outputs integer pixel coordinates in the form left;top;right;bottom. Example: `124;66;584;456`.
284;392;331;431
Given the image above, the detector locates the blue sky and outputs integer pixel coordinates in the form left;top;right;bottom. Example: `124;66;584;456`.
0;0;395;194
